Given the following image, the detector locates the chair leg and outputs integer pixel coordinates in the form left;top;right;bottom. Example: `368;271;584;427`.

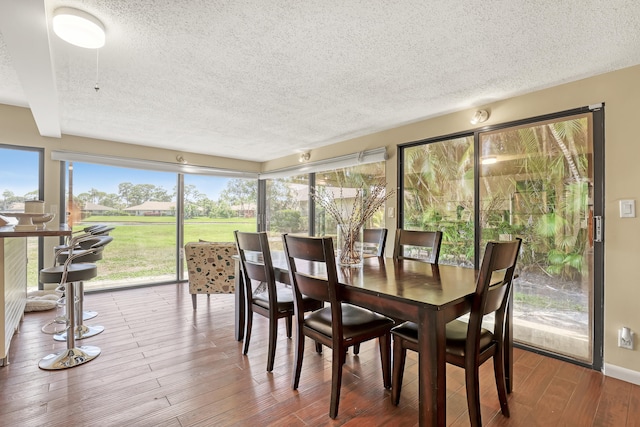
493;349;511;417
285;315;292;338
243;310;253;356
329;346;346;419
379;333;391;389
266;313;278;372
391;336;407;405
191;294;197;310
353;343;360;354
465;364;483;427
292;331;305;390
315;341;322;353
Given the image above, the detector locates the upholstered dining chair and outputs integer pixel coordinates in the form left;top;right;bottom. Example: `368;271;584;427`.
282;234;394;419
234;231;322;372
390;238;522;427
184;241;237;309
362;228;388;257
392;229;443;263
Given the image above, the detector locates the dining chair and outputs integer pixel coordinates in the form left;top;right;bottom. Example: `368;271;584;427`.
390;238;522;427
234;231;322;372
392;229;443;263
282;233;394;419
362;228;388;257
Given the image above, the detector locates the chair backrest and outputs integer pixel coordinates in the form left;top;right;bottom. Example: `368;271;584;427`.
184;241;237;294
282;234;343;340
467;238;522;354
363;228;388;257
392;229;443;263
234;231;277;306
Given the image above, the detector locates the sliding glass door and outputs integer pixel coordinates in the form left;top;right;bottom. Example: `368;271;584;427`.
478;112;598;363
399;107;603;367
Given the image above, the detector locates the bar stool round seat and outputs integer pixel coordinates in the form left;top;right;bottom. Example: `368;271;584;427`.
40;263;98;284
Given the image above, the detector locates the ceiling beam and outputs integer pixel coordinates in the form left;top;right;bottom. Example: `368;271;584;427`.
0;0;60;137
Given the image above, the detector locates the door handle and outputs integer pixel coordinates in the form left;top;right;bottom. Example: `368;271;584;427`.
593;215;602;242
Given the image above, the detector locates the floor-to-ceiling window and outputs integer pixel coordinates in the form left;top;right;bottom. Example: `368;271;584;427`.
0;144;43;291
398;106;604;368
64;161;257;290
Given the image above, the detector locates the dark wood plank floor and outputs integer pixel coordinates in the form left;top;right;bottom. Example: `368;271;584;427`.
2;283;638;426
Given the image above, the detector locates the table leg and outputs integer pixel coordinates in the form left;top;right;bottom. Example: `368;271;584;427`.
418;308;447;426
234;259;245;341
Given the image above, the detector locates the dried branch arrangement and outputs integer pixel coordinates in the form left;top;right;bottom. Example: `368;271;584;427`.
311;180;395;265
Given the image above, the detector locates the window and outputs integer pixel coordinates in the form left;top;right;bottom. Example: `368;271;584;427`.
0;145;43;290
65;162;257;290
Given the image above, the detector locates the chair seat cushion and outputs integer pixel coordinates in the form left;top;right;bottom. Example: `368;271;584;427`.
391;320;494;357
253;287;319;312
305;303;393;340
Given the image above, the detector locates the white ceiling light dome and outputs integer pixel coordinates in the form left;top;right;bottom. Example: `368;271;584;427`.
52;7;105;49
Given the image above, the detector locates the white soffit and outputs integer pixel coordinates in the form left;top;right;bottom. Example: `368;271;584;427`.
1;1;640;161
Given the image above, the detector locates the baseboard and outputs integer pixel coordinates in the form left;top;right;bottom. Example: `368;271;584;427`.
604;363;640;386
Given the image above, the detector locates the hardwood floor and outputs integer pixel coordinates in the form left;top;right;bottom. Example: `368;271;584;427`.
2;283;639;426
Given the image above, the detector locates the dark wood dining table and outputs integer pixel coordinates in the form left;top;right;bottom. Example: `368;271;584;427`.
233;255;513;427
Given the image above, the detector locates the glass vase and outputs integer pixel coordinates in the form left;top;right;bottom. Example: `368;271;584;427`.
337;224;364;267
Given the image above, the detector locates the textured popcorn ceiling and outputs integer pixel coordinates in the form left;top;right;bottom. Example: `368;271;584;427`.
1;1;639;162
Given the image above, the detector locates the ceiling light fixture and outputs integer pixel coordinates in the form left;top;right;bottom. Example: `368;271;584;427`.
481;156;497;165
52;7;106;49
470;109;489;125
299;152;310;163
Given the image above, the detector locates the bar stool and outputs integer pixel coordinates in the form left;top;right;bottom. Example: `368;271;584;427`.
51;236;112;342
53;226;115;321
38;248;102;370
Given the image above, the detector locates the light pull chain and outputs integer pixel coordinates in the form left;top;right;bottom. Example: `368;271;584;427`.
94;49;100;92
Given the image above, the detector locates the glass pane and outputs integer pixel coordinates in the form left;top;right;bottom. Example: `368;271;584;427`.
479;113;593;363
67;162;177;290
402;136;475;266
0;146;41;291
182;176;257;273
265;175;309;251
313;162;387;239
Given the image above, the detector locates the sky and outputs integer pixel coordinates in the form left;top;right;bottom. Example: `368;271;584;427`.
1;147;230;201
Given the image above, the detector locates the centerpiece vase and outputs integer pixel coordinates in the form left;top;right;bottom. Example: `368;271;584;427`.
337;224;364;267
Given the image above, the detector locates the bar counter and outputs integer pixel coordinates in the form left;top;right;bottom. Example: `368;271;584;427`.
0;224;71;365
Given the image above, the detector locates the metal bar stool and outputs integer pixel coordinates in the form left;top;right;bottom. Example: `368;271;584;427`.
38;248;102;370
51;235;112;341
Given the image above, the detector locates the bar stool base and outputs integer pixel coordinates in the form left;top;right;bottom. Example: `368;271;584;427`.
53;325;104;341
38;345;101;370
83;310;98;321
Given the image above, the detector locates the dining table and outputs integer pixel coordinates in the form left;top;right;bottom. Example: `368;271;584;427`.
233;255;513;427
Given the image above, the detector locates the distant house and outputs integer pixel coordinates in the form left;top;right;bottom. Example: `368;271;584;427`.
231;203;256;218
124;201;176;216
5;202;25;212
83;202;116;215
